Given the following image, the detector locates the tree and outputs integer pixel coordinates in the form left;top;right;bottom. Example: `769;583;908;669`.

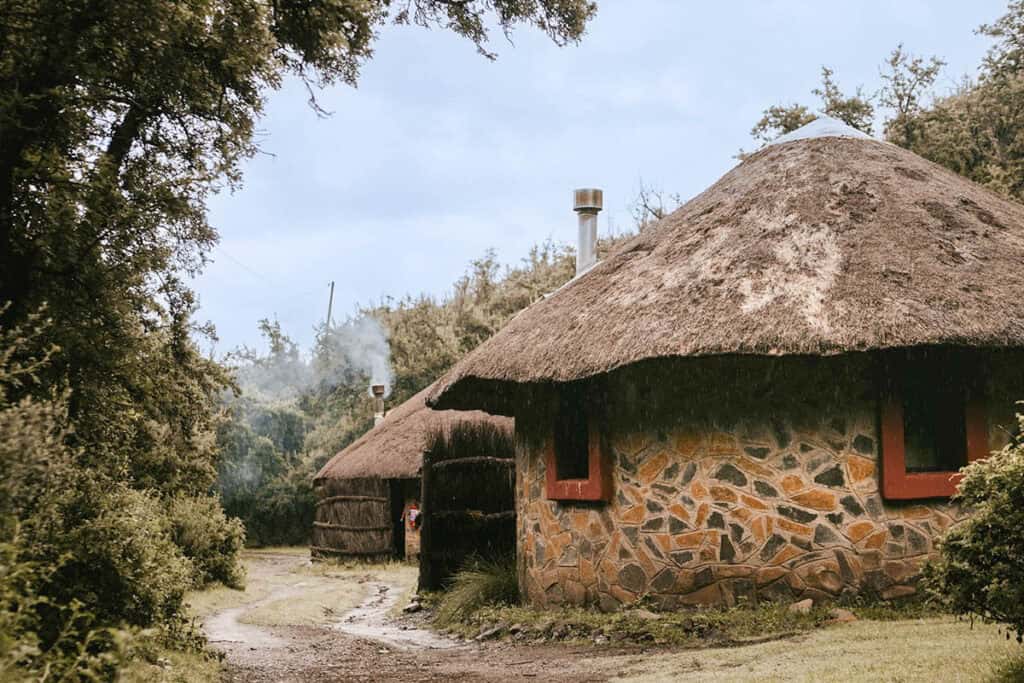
879;44;945;148
748;66;874;146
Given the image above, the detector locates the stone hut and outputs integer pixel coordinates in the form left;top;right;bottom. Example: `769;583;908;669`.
427;118;1024;609
313;383;512;561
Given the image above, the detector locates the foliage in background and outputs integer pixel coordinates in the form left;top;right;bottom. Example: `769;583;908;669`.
923;410;1024;642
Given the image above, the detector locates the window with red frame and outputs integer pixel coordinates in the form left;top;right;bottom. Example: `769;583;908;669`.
880;351;988;500
545;384;610;502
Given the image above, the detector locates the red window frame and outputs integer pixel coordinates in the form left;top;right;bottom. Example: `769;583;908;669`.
545;422;611;502
880;394;988;500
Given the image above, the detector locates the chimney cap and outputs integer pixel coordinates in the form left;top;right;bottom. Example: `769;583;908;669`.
371;384;385;398
573;188;603;213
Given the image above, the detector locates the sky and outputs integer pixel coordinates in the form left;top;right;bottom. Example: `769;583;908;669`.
191;0;1008;354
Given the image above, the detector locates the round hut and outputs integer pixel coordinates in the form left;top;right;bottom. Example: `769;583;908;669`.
428;118;1024;609
312;383;512;561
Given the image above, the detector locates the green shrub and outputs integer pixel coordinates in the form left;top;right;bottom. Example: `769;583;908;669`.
923;410;1024;641
166;494;246;588
435;556;519;626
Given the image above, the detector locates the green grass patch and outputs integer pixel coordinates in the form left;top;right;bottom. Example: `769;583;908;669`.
434;557;519;626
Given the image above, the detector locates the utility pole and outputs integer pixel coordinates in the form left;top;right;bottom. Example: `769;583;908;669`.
325;280;335;330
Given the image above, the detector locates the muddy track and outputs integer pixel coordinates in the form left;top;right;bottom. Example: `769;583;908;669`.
204;552;628;682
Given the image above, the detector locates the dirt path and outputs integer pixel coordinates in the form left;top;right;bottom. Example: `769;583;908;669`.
200;550;630;682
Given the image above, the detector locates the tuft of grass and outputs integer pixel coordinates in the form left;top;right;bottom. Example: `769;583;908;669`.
434;556;518;627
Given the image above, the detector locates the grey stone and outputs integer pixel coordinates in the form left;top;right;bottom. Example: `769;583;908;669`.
814;525;840;546
618;452;637;475
720;536;737;563
622;526;639;546
799;442;815;453
476;623;508;641
680;462;698;486
852;435;875;455
558;547;579;567
618;564;647;593
535;543;546;565
760;534;787;561
865;495;884;519
788;598;814;614
618;547;633;560
616;491;631;507
744;446;772;460
646;499;664;513
663;463;680;481
840;495;865;517
889;524;905;539
644;536;665;559
707;511;725;529
730;523;745;543
833;550;855;584
907;527;929;554
714;463;748;487
694;566;715;588
792;536;812;551
782;453;799;469
826;512;844;525
670;551;694;566
778;505;818;523
772;419;792;449
754;480;779;497
641;517;665;532
815;465;845;488
652;483;677;496
650;570;676;593
668;516;688;534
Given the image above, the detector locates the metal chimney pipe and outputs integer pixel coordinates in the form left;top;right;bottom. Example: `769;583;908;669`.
573;188;603;276
371;384;386;425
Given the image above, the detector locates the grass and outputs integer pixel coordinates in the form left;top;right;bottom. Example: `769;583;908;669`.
606;618;1024;682
119;646;221;683
434;556;519;626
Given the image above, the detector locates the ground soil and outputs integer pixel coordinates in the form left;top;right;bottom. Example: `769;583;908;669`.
202;551;634;682
200;551;1022;683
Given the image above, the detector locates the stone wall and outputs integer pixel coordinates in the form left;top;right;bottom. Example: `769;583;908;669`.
516;352;1023;610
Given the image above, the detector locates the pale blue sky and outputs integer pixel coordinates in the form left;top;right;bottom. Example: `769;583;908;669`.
192;0;1006;353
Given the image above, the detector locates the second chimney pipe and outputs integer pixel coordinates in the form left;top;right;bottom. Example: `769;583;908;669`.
573;188;603;276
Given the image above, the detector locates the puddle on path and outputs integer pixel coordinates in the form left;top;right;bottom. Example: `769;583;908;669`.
204;582;311;649
334;582;460;651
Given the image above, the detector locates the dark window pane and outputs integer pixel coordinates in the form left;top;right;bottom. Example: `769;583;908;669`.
902;354;967;473
555;385;589;480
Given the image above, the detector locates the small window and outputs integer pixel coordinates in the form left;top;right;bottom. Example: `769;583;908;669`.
881;351;988;500
554;384;590;480
545;383;610;502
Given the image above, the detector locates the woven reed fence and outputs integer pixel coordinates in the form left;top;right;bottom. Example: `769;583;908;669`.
419;421;516;590
311;477;393;559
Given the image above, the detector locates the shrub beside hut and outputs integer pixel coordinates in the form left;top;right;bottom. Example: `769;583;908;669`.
428;118;1024;609
312;383;512;561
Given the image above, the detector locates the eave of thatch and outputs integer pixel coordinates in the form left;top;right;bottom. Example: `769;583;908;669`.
429;125;1024;413
314;382;513;482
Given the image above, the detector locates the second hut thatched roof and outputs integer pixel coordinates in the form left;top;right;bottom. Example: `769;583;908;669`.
430;119;1024;414
314;382;512;482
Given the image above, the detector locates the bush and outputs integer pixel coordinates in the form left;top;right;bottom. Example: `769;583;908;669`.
923;410;1024;641
434;556;519;626
166;494;246;588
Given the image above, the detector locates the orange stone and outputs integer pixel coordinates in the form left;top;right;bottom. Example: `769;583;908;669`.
740;494;770;511
863;530;886;550
776;517;813;537
791;489;838;511
621;505;646;524
846;520;876;543
579;559;597;586
708;432;740;457
673;431;704;457
679;583;722;606
571;511;590;532
740;460;775;479
717;565;754;579
781;475;806;495
770;544;803;565
638;451;670;485
611;585;637;605
846;456;876;483
695;503;710;527
673;530;709;549
750;516;769;544
690;481;709;499
669;504;691;522
710;485;739;503
731;507;753;522
902;506;932;520
700;547;718;562
653;534;672;553
756;566;788;585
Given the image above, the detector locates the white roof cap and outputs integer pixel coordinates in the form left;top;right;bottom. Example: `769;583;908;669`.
769;115;874;146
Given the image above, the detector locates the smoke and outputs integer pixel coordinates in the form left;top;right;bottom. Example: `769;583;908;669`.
230;313;393;403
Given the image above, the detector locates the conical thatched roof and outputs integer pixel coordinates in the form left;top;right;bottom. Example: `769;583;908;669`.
430;120;1024;414
314;382;512;481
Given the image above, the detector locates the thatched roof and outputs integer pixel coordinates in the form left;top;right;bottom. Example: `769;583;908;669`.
314;383;512;482
430;119;1024;413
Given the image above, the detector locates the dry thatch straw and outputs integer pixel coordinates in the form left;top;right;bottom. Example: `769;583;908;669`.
314;382;512;482
429;127;1024;414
